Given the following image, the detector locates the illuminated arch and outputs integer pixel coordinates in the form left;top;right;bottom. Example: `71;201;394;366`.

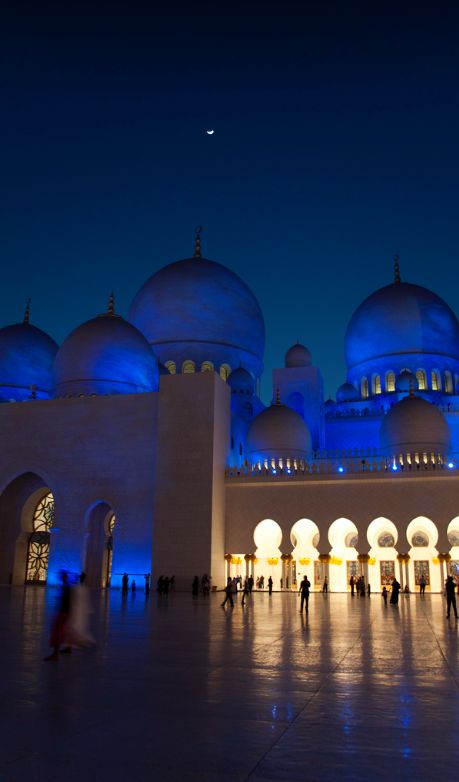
201;361;214;373
367;517;398;549
182;360;195;374
406;517;438;548
290;518;320;551
328;518;358;549
253;519;282;557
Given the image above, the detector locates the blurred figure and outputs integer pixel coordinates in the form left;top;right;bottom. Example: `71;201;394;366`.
446;575;458;619
122;573;129;594
382;586;388;605
192;576;199;596
145;572;150;595
241;578;250;606
268;576;273;595
201;574;210;596
44;570;72;660
68;572;94;648
221;578;234;608
390;577;401;605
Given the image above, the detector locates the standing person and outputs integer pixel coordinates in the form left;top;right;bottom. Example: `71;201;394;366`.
248;575;254;594
131;579;136;593
144;573;150;595
268;576;273;595
445;575;458;619
390;577;401;605
367;583;371;597
350;575;355;596
201;573;210;596
259;575;264;589
192;576;199;596
419;575;426;595
322;577;328;593
44;570;73;660
169;575;175;592
360;577;366;597
298;575;311;614
382;586;388;605
221;578;234;608
122;572;129;594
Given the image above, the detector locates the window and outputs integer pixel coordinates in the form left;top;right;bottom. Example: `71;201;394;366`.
416;369;426;390
360;377;369;399
386;371;395;392
165;361;176;375
444;370;453;394
26;492;55;583
431;370;441;391
220;364;231;381
373;375;381;395
201;361;214;373
182;360;195;374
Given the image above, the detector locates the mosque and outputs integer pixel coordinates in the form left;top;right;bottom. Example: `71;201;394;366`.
1;231;459;593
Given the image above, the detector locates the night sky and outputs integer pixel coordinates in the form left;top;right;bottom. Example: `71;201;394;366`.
1;1;458;400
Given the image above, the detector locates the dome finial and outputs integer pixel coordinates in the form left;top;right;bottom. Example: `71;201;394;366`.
394;254;401;284
107;292;115;316
194;225;203;258
23;298;31;324
275;387;281;405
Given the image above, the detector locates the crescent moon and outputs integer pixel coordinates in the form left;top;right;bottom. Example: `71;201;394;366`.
206;129;214;135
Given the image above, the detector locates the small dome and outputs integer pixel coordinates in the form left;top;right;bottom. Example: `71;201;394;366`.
129;250;265;378
0;321;58;400
395;369;418;392
246;402;312;461
379;395;450;457
336;382;359;403
285;343;312;368
227;367;254;395
324;397;335;409
55;313;159;396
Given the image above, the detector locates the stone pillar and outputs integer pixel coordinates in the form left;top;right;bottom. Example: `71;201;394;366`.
244;553;250;581
281;555;288;589
404;557;410;591
318;554;331;591
224;554;232;582
438;553;450;588
358;553;370;584
397;554;407;590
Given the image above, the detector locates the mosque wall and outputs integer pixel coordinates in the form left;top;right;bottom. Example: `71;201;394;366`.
225;472;459;554
324;415;382;451
152;372;230;590
0;394;158;585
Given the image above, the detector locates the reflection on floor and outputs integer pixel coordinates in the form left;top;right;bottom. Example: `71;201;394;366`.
0;587;458;781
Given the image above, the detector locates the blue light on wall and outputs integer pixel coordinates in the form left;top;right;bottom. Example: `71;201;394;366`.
448;462;454;469
338;466;344;473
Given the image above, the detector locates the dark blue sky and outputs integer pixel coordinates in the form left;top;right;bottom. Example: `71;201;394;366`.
1;1;458;400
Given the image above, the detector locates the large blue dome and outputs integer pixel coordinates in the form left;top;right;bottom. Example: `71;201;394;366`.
345;281;459;371
129;256;265;378
0;322;58;401
55;312;159;396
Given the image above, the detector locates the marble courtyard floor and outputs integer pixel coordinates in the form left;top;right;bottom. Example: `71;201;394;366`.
1;587;458;782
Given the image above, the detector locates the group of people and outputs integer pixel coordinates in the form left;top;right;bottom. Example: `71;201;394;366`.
156;575;175;594
192;574;211;596
220;574;275;607
349;575;371;597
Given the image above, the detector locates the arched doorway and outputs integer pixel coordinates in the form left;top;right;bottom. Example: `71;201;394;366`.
366;517;398;593
290;518;320;590
253;519;283;588
406;517;440;592
0;473;53;585
26;492;55;583
84;502;116;587
328;518;359;592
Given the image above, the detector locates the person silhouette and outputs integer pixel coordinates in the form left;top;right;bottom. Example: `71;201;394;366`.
298;575;311;614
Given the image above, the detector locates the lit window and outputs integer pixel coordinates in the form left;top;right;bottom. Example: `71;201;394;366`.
201;361;214;373
416;369;426;390
165;361;176;375
444;370;453;394
220;364;231;381
373;375;381;395
360;377;369;399
26;492;54;583
182;360;195;374
386;371;395;392
431;370;441;391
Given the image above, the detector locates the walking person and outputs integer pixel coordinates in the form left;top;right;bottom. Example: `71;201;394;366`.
268;576;273;595
445;575;458;619
298;575;311;614
322;577;328;593
221;578;234;608
382;586;388;605
241;579;250;606
419;575;426;595
44;570;73;660
248;575;254;594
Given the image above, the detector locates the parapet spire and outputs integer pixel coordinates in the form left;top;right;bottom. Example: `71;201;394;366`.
107;292;115;316
275;387;281;405
394;254;401;284
23;298;31;324
194;225;203;258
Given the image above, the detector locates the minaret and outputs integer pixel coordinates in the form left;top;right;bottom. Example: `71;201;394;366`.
23;298;31;324
194;225;203;258
394;254;401;284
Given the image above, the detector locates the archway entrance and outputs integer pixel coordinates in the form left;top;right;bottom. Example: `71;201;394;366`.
0;473;53;585
85;502;116;587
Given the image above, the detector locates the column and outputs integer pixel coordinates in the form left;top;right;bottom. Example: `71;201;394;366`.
318;554;330;591
397;554;405;590
404;557;410;591
358;554;370;585
244;554;250;581
281;556;287;589
224;554;232;582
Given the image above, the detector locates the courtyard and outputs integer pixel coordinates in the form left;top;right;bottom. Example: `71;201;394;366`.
0;586;458;781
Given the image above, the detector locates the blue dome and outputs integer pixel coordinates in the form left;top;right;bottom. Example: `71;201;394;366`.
336;382;359;403
129;256;265;377
0;322;58;400
227;367;254;395
380;395;450;457
55;313;159;396
345;281;459;371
